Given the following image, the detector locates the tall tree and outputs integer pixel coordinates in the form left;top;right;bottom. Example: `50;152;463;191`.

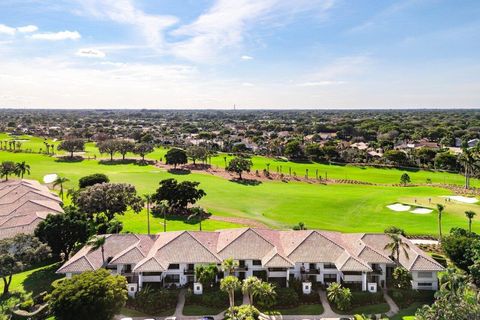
187;206;207;231
242;276;261;305
221;257;239;276
144;194;153;235
53;176;69;200
35;206;90;260
226;157;253;180
220;276;241;313
0;234;51;295
75;183;144;221
384;233;410;263
187;146;208;165
458;146;478;189
0;161;15;181
437;204;445;240
165;147;187;168
97;139;120;161
14;161;30;179
117;140;135;160
87;236;107;266
465;210;476;233
133;143;154;162
58;139;85;158
152;178;206;213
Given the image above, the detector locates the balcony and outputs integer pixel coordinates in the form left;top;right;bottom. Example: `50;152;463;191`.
237;265;248;272
184;268;195;275
300;268;320;275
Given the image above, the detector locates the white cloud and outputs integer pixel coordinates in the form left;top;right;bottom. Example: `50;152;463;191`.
241;55;253;60
77;0;178;46
0;24;16;36
76;48;106;58
169;0;336;62
17;25;38;33
242;82;254;86
31;30;81;41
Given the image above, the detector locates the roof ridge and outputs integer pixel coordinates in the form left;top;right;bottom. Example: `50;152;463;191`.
185;230;222;261
287;230;344;256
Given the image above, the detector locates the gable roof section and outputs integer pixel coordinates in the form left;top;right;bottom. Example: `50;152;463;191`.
285;230;345;262
217;228;275;260
155;231;221;264
262;248;294;268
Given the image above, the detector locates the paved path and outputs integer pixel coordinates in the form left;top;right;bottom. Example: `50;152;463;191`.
384;291;400;317
410;239;439;245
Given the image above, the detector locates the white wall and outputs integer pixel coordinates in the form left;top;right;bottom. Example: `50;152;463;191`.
411;271;438;290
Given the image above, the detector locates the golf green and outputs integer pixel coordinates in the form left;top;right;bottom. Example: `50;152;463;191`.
1;150;478;235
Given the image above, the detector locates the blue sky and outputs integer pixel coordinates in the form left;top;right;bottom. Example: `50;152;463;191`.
0;0;479;109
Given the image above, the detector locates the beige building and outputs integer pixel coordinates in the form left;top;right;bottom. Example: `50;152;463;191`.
0;179;63;239
58;228;443;296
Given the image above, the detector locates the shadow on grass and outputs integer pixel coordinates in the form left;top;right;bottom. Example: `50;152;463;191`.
230;178;262;186
55;156;84;163
167;168;191;175
183;163;211;170
152;213;211;226
23;263;63;296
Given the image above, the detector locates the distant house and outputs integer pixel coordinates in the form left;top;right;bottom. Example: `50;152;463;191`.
351;142;369;151
58;228;443;296
395;139;439;150
0;179;63;239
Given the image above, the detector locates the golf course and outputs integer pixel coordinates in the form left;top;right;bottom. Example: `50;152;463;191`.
1;134;479;235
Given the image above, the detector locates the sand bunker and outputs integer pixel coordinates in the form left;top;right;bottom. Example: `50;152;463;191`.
410;208;433;214
387;203;411;211
446;196;479;204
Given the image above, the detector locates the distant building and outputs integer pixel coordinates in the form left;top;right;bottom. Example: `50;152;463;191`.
0;179;63;239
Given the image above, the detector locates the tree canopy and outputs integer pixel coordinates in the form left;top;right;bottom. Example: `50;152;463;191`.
75;183;143;220
49;269;127;320
153;178;206;213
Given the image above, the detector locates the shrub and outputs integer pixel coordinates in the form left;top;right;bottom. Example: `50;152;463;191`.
127;286;178;314
18;299;34;311
78;173;109;188
225;305;260;320
185;288;229;308
351;291;384;306
274;287;299;308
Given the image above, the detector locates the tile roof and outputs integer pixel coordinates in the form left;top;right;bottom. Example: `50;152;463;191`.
58;228;444;274
0;179;63;239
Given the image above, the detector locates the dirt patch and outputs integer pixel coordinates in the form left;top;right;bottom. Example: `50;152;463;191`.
209;215;269;229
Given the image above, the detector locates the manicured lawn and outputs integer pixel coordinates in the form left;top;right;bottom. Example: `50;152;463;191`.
391;302;426;320
182;304;225;316
1;151;479;235
349;302;390;314
0;262;63;295
274;303;324;315
120;306;175;317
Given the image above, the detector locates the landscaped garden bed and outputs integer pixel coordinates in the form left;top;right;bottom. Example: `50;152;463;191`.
183;287;242;316
125;286;178;317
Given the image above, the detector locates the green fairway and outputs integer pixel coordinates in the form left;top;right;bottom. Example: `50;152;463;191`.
1;133;475;187
1;150;479;235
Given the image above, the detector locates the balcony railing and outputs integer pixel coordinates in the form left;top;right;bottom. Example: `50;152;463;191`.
237;266;248;271
300;268;320;274
184;269;195;275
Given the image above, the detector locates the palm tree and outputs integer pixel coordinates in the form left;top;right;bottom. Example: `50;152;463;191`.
144;194;153;235
53;176;69;200
188;207;206;231
220;276;241;313
465;210;476;233
222;257;239;276
14;161;30;179
66;187;79;202
242;276;261;305
88;236;106;266
437;204;445;240
384;233;410;263
458;146;478;189
254;281;276;309
156;200;169;232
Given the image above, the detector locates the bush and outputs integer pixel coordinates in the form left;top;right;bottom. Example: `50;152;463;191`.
299;292;320;304
351;291;384;306
128;286;178;314
78;173;109;188
225;305;260;320
274;287;299;308
185;288;229;308
388;289;434;308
